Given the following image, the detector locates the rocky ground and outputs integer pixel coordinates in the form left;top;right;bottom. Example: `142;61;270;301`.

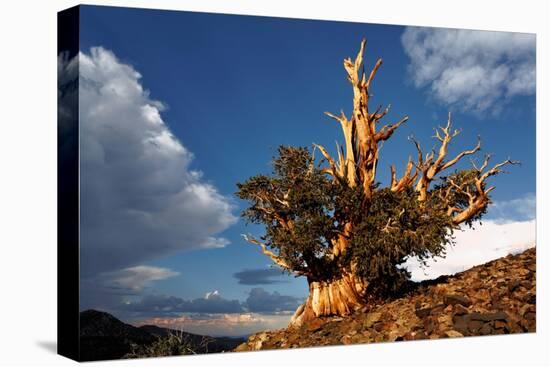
235;247;536;351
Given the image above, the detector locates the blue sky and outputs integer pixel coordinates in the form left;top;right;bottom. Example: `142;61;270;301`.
72;5;535;336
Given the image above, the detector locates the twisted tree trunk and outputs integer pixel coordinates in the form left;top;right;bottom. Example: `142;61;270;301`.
243;39;517;329
289;271;365;328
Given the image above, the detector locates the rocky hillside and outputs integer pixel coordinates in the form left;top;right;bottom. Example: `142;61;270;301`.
236;247;536;351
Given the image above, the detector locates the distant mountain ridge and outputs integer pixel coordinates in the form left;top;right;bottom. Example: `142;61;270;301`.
79;309;245;361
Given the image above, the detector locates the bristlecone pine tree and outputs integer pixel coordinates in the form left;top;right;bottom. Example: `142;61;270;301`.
236;39;518;328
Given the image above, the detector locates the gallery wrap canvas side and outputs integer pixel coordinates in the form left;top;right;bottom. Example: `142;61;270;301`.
58;5;80;362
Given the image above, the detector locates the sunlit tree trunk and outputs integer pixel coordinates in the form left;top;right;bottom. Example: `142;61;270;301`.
290;271;365;327
243;39;517;328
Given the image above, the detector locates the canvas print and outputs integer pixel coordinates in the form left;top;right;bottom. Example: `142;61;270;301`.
57;5;536;362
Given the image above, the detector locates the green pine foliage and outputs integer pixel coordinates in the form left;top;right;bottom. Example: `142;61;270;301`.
237;146;473;296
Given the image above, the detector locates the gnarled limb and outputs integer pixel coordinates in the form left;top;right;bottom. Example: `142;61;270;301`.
242;234;309;276
448;156;520;225
390;157;418;193
414;113;481;201
313;143;342;180
375;116;409;142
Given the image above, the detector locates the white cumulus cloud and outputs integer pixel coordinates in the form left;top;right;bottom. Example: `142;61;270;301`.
77;47;238;277
401;27;535;113
405;219;535;281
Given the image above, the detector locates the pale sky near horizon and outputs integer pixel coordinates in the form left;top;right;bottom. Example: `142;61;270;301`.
68;5;535;337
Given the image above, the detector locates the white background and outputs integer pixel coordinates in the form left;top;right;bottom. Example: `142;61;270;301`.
0;0;547;366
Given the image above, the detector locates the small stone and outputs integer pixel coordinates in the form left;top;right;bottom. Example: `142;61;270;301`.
453;317;469;335
388;330;403;342
494;320;508;329
518;319;535;332
310;318;325;329
453;304;469;316
252;332;269;350
341;335;352;345
423;317;437;334
519;305;530;317
361;330;372;338
523;293;536;304
508;280;521;292
414;331;428;340
364;312;381;328
430;304;446;316
467;320;484;333
469;311;508;322
479;323;494;335
445;330;464;338
415;307;432;319
520;280;532;289
444;294;472;307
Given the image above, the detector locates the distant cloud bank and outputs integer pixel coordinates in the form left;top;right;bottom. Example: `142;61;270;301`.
123;288;302;336
137;312;291;337
405;193;536;281
123;288;302;315
233;268;290;285
77;47;238;277
401;27;535;114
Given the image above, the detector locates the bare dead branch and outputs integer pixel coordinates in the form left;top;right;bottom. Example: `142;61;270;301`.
365;58;383;91
376;116;409;141
441;136;482;171
450;158;520;225
390;157;418;193
313;143;340;179
242;234;308;276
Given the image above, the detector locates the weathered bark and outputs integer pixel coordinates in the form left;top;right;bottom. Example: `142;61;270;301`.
289;272;365;328
319;39;409;202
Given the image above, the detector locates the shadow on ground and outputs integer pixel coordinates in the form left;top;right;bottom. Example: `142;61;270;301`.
36;341;57;354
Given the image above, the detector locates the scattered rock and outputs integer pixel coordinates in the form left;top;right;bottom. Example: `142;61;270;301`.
444;294;472;307
341;335;352;345
235;247;536;352
445;330;464;338
469;311;509;322
453;304;469;316
430;304;446;316
479;323;494;335
508;280;521;292
415;307;432;319
364;312;381;328
467;320;484;333
522;294;536;304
